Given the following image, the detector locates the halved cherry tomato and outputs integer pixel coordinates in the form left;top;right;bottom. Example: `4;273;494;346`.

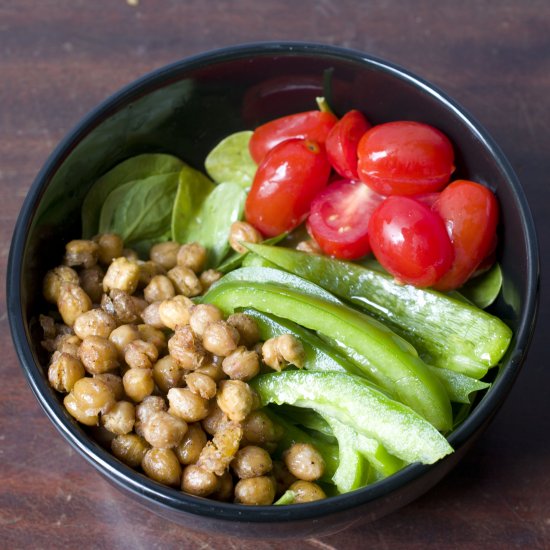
325;110;371;179
245;138;331;237
357;121;455;196
249;110;338;164
306;179;384;260
368;196;454;287
432;180;499;291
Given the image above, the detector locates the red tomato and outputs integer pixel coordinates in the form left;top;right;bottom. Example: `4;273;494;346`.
245;138;331;237
325;110;372;179
357;121;455;196
249;110;338;164
432;180;499;291
306;179;384;260
368;196;454;287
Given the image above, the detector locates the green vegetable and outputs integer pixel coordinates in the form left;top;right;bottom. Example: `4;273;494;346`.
458;263;503;309
246;244;512;379
98;172;180;256
173;180;247;268
204;130;257;188
274;490;297;505
82;153;185;239
252;371;453;465
203;273;452;431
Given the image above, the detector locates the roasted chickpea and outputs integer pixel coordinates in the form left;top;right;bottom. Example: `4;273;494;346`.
189;304;223;337
176;242;207;273
202;321;240;357
64;239;99;268
55;333;82;357
111;433;150;467
262;334;305;371
121;248;139;261
137;260;166;288
295;239;321;254
184;371;217;400
228;221;263;254
71;376;116;415
73;309;116;340
242;410;283;446
141;302;164;329
283;443;325;481
124;339;159;369
234;476;275;505
141;411;187;448
175;423;208;465
289;480;326;502
181;464;219;497
199;269;222;291
137;324;166;353
93;373;125;401
232;446;273;479
79;265;105;304
109;324;140;359
57;283;92;326
211;470;234;502
226;313;260;348
103;257;140;294
150;241;180;270
201;402;227;436
195;359;227;383
142;448;182;487
197;420;243;476
48;352;85;393
222;347;260;381
64;392;98;426
134;395;167;436
272;460;297;497
93;233;124;265
158;295;194;330
143;275;175;303
78;335;119;375
101;289;142;324
167;266;202;297
101;400;135;435
168;324;208;370
122;367;155;402
153;355;184;394
167;388;209;423
43;266;79;304
216;380;254;423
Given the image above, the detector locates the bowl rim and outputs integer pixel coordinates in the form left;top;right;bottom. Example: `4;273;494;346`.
7;40;540;524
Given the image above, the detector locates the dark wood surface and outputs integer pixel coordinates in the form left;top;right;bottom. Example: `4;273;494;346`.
1;1;549;548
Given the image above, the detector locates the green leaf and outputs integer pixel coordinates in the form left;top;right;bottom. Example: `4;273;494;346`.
458;263;503;309
204;130;257;188
98;172;179;253
175;181;247;268
82;153;184;238
171;164;216;243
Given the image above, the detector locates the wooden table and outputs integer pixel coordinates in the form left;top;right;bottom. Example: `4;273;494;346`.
1;1;549;548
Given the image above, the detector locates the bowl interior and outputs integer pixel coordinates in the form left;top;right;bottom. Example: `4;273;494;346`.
8;43;539;536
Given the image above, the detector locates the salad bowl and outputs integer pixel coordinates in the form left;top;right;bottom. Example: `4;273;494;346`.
7;42;538;538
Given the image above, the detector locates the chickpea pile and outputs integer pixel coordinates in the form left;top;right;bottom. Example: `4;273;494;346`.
40;228;327;505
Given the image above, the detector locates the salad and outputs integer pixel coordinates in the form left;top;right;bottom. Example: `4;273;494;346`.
38;99;512;505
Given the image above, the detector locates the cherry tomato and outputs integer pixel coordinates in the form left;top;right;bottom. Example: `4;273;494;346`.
249;110;338;164
432;180;499;291
357;121;455;196
368;196;454;287
306;179;384;260
245;138;331;237
325;110;371;179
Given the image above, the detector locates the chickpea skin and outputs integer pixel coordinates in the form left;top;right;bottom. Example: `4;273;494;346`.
78;265;105;304
167;388;209;423
124;339;159;370
228;221;263;254
181;464;219;497
111;433;150;467
141;411;188;449
93;233;123;265
48;352;85;393
150;241;180;270
142;448;182;487
234;476;276;505
109;324;140;359
199;269;222;291
64;392;98;426
78;335;119;375
43;266;79;304
189;304;223;338
175;423;208;465
283;443;325;482
184;371;217;400
57;283;92;326
232;446;273;479
103;257;140;294
71;376;116;415
226;313;260;348
202;321;240;357
167;266;202;297
158;295;194;330
168;324;208;370
216;380;254;423
176;242;207;273
222;347;260;381
64;239;99;268
101;400;135;435
289;480;326;503
242;410;283;446
262;334;305;371
122;367;155;402
143;275;175;303
73;309;116;340
153;355;184;394
141;302;164;329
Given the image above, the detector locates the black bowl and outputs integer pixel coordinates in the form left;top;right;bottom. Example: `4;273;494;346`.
7;42;539;538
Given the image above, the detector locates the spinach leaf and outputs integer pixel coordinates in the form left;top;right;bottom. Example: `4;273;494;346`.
82;153;184;238
176;182;247;268
171;164;216;243
98;172;180;254
204;131;257;188
458;263;503;309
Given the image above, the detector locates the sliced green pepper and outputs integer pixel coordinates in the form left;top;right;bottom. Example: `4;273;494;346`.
251;371;453;464
203;275;452;431
245;244;512;379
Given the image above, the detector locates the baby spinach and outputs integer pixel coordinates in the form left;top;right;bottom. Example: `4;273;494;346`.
458;263;503;309
98;172;180;257
82;153;184;238
204;130;257;188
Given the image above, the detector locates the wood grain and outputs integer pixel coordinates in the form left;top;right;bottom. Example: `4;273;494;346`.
1;1;549;548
